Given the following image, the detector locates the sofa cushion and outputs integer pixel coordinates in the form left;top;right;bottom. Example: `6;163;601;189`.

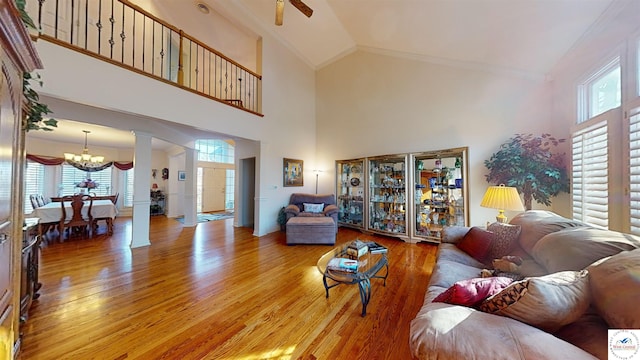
532;227;640;272
303;202;324;213
486;222;521;260
479;270;590;332
426;258;486;303
435;244;485;270
588;249;640;329
433;277;513;307
410;302;598;359
555;307;609;359
509;210;588;256
456;227;494;263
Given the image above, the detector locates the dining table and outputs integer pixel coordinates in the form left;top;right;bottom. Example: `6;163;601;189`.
30;199;118;237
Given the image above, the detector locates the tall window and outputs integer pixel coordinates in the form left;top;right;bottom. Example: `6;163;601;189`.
572;121;609;228
630;110;640;234
573;54;624;229
61;165;112;196
24;161;45;213
124;169;134;207
195;139;234;164
578;57;621;123
225;169;234;210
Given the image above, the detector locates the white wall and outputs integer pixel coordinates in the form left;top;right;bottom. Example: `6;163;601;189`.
34;17;316;235
316;50;553;226
548;1;640;218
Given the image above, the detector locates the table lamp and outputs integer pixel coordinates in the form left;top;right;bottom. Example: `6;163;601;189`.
480;184;524;223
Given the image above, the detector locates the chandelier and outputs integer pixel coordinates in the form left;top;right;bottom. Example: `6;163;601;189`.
64;130;105;166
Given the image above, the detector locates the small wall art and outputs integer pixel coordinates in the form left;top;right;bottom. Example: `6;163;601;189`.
178;171;186;181
283;158;303;187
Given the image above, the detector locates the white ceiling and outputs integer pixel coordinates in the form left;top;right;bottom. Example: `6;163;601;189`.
29;0;616;148
231;0;614;75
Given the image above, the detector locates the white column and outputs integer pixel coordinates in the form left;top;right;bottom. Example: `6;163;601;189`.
130;131;152;248
182;148;198;227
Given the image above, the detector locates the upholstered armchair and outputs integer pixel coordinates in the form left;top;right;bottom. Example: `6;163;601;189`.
284;193;339;225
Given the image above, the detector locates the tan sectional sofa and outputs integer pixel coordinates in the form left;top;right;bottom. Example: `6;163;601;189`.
410;210;640;359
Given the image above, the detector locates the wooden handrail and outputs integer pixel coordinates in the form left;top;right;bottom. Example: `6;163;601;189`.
30;0;262;115
118;0;260;79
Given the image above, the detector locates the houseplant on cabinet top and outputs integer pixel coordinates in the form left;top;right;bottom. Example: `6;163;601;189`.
484;133;570;210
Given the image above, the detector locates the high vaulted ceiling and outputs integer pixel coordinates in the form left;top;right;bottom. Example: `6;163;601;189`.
28;0;617;149
229;0;615;76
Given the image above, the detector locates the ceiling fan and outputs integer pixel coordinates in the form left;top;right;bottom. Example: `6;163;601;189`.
275;0;313;26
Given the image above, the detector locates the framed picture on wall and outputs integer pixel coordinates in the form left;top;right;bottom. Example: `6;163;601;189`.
283;158;303;187
178;171;186;181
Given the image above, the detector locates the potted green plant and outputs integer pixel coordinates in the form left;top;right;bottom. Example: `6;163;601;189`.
484;133;570;210
277;206;287;231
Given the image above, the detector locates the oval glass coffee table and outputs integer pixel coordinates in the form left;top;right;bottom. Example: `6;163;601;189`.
317;242;389;316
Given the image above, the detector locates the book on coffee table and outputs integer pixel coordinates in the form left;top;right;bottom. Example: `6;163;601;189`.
327;258;358;272
364;241;387;254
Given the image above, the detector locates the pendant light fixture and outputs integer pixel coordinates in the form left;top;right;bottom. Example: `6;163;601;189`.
64;130;105;166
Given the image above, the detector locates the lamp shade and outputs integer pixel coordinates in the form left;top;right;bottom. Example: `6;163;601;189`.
480;185;524;211
480;184;524;223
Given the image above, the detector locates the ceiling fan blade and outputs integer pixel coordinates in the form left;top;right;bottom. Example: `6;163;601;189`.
289;0;313;18
275;0;284;26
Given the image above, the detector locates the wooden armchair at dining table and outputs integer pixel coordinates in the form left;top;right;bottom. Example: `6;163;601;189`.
59;194;94;240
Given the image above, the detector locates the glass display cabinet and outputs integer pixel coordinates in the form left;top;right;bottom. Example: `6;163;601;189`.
336;159;366;229
412;147;469;243
368;155;408;238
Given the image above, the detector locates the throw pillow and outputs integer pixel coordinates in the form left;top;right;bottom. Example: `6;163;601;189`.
588;249;640;329
486;222;521;259
456;227;494;264
433;277;513;307
478;270;590;333
303;203;324;213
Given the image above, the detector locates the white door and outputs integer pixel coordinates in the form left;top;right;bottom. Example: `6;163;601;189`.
201;168;225;212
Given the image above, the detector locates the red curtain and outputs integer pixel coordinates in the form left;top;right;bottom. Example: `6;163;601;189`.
26;154;65;165
27;154;134;171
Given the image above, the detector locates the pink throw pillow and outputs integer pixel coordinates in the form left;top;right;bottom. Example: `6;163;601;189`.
433;277;514;307
457;227;494;263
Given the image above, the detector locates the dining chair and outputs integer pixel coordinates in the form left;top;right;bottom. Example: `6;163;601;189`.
29;194;40;209
38;194;50;205
59;194;94;240
92;194;117;236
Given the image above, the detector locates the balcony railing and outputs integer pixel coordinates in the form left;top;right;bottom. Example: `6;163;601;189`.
27;0;262;115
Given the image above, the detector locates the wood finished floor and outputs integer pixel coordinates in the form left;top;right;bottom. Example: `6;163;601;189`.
18;216;437;360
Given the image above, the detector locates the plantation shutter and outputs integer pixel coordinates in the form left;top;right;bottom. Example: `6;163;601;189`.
124;169;134;207
572;120;608;228
24;161;45;213
629;109;640;235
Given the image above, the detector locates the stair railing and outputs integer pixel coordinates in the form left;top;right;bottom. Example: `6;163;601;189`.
28;0;262;115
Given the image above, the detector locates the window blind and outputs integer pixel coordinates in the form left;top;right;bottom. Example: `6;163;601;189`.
629;111;640;235
124;169;134;207
61;165;112;196
572;121;609;228
24;161;44;213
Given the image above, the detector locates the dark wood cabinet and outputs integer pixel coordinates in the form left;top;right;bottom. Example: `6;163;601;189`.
20;219;41;323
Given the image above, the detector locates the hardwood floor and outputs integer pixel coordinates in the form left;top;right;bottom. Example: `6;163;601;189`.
18;216;437;360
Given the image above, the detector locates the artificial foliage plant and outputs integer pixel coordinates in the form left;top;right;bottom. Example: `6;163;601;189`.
15;0;57;132
484;133;570;210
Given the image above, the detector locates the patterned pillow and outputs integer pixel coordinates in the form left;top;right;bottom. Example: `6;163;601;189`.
433;277;513;307
303;203;324;213
479;270;590;332
456;227;494;263
486;222;521;259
